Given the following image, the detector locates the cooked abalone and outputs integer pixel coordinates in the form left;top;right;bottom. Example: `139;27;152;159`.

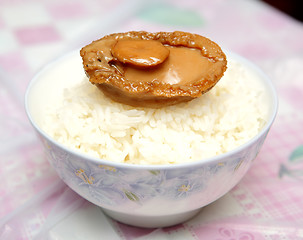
80;31;227;108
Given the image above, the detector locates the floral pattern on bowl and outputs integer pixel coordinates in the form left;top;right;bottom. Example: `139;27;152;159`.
40;129;268;213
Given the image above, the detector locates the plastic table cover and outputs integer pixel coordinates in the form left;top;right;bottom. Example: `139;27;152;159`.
1;0;303;239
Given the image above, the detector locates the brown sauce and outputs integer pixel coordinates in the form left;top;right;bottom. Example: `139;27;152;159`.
124;46;214;86
80;31;227;108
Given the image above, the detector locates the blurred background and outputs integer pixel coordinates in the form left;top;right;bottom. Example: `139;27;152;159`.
262;0;303;22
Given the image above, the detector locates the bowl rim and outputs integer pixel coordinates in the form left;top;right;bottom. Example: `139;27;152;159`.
24;49;278;170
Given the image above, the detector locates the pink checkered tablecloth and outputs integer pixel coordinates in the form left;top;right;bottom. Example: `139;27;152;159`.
1;0;303;239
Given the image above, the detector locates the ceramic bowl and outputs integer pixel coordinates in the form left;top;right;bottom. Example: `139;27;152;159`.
25;50;278;228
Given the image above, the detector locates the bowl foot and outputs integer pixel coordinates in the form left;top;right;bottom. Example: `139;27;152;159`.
102;208;201;228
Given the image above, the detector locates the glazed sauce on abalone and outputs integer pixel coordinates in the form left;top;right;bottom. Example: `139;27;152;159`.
80;31;227;108
124;46;215;86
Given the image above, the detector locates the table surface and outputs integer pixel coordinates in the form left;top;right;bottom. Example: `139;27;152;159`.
1;0;303;239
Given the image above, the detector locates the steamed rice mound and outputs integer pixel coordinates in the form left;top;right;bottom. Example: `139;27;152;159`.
43;60;268;165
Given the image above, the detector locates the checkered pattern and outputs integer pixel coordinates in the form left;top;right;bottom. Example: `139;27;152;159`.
1;0;303;239
0;0;124;95
242;116;303;220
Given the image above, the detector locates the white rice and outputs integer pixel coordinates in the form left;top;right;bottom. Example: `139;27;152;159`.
42;60;269;165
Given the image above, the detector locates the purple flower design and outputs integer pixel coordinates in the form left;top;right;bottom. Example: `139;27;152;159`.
165;175;205;199
61;158;130;206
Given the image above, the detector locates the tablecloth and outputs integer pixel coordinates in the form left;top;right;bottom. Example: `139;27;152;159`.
1;0;303;239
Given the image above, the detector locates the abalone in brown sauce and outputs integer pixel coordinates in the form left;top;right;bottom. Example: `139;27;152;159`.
80;31;227;108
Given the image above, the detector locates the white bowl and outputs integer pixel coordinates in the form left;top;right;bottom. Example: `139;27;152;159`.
25;50;278;228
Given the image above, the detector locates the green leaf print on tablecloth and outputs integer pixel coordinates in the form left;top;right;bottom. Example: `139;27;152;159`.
279;145;303;180
289;145;303;163
138;3;204;27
